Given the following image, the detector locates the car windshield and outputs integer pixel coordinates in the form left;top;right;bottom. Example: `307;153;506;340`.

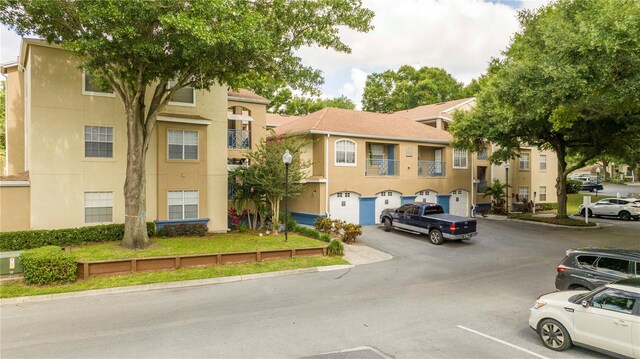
569;287;605;304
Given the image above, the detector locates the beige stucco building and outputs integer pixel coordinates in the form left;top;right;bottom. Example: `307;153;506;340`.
0;39;268;232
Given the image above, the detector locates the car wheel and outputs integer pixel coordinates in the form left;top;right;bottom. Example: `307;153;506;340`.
619;211;632;221
579;209;593;217
538;319;572;351
383;218;392;232
428;229;444;245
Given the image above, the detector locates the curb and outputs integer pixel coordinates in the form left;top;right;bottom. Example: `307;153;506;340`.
481;215;601;229
0;264;355;305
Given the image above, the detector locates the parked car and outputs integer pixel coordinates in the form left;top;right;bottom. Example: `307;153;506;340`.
555;248;640;291
379;203;477;245
579;197;640;220
529;278;640;357
574;177;604;192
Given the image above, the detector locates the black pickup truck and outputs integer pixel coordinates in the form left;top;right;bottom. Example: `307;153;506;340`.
380;202;478;245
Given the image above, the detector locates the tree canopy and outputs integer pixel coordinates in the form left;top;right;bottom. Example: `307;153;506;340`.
361;65;464;113
450;0;640;217
1;0;374;248
276;95;356;116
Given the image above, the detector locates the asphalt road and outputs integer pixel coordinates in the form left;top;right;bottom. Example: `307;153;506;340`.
1;219;638;359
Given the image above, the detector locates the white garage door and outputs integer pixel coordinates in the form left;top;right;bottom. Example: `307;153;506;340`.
449;190;469;217
330;192;360;224
375;191;402;224
415;190;438;204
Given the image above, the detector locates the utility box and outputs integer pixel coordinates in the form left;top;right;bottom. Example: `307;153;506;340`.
0;250;24;275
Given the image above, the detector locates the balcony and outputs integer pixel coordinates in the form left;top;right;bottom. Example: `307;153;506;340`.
418;161;446;177
227;129;251;149
366;159;399;176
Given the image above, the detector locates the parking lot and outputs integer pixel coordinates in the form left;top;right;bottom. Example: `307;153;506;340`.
2;218;638;358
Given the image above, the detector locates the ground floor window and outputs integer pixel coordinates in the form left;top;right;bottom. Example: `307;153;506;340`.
539;186;546;202
168;190;199;220
84;191;113;223
518;186;529;200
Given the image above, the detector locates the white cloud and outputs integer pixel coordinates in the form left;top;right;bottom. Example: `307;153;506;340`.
340;68;369;110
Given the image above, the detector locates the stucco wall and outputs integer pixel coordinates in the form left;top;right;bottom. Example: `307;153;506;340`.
4;66;25;176
0;186;30;231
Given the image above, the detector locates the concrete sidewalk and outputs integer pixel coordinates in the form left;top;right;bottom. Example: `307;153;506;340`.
343;243;393;265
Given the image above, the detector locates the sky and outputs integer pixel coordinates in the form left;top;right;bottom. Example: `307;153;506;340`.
0;0;548;109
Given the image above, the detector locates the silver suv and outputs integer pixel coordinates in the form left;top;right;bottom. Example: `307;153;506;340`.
579;197;640;221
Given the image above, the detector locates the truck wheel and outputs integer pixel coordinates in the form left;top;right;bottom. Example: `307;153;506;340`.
429;229;444;245
383;218;392;232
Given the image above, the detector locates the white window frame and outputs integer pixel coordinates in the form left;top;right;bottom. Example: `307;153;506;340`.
519;153;530;170
84;125;114;159
168;80;196;107
82;72;116;97
334;139;357;167
539;186;547;202
167;130;199;160
84;191;114;223
453;149;468;169
539;155;547;171
519;186;530;200
168;190;199;220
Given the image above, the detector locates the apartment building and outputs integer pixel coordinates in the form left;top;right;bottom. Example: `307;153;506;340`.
0;39;268;232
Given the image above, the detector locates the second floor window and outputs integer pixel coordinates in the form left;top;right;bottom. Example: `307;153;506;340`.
453;149;467;168
539;155;547;171
83;72;114;96
168;130;198;160
168;80;195;106
519;153;530;170
85;126;113;158
335;139;356;165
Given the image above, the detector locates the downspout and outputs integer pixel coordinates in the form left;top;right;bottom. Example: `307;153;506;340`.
325;134;330;218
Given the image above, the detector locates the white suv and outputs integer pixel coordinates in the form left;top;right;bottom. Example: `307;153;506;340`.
579;197;640;221
529;279;640;358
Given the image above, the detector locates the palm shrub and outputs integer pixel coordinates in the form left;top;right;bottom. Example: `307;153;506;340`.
482;179;509;213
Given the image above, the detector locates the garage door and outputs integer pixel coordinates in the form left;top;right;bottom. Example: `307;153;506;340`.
330;192;360;224
415;190;438;204
375;191;402;224
449;190;469;217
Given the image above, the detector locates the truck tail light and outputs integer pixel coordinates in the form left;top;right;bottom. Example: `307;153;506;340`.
449;224;457;232
557;264;569;273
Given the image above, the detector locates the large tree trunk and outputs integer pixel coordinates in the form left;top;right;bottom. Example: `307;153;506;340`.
122;105;150;249
601;158;609;181
555;148;569;219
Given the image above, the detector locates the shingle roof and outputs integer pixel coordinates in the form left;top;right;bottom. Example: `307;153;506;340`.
0;171;30;182
274;108;451;142
394;98;475;121
266;113;301;127
227;89;269;103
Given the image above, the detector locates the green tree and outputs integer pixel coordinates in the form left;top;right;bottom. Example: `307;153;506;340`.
230;132;312;235
279;95;355;116
1;0;373;249
481;179;509;211
450;0;640;218
362;65;464;113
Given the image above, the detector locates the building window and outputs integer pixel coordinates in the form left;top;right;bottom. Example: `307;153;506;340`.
539;186;546;202
477;148;488;160
83;72;115;96
453;149;467;168
85;126;113;158
539;155;547;171
335;139;356;166
168;190;199;220
369;144;384;163
168;80;195;106
168;130;198;160
84;192;113;223
519;153;530;170
519;186;529;200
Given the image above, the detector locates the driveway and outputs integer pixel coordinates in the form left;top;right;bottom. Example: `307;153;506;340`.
1;219;638;358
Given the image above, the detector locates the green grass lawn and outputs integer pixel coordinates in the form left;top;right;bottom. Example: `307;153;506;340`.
0;256;348;298
508;213;597;227
566;193;608;215
71;232;326;261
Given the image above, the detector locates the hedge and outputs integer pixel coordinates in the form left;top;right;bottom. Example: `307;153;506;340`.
158;223;208;237
0;222;156;251
20;246;77;285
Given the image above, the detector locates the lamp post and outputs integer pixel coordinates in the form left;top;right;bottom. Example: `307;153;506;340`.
505;162;510;213
596;167;601;197
282;149;293;242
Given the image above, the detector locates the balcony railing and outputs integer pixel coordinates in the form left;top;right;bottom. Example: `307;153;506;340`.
366;159;399;176
418;161;446;177
227;129;251;149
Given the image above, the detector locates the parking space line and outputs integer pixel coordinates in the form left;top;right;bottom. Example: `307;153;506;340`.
457;325;550;359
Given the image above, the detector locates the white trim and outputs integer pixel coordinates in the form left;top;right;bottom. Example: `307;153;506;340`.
452;149;468;169
0;181;30;187
167;80;196;107
167;129;200;161
309;130;450;144
157;116;212;126
83;191;115;224
334;139;357;167
227;113;254;122
82;72;116;97
228;95;270;105
83;125;115;160
167;190;200;220
441;98;476;114
304;177;328;183
325;134;330;217
414;115;453;123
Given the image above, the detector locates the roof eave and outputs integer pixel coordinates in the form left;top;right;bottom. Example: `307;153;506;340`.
228;95;270;105
308;130;450;144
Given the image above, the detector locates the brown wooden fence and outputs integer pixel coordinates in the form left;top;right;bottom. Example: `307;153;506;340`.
76;247;327;280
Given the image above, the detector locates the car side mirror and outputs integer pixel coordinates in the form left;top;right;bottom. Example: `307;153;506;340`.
581;300;589;308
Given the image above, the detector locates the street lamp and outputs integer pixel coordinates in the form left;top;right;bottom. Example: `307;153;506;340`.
282;149;293;242
505;162;510;213
596;167;601;197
